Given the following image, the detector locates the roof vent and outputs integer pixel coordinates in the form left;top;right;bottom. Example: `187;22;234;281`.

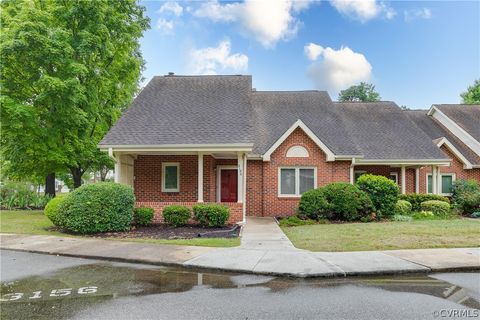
167;72;174;76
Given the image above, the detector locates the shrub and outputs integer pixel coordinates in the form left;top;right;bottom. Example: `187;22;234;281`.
471;212;480;218
193;204;230;227
318;183;373;221
0;182;51;210
297;188;332;220
452;179;480;215
420;200;451;218
412;210;435;220
44;195;68;226
392;214;413;222
356;174;399;218
133;207;154;226
394;200;412;216
162;205;190;227
399;194;450;212
279;215;317;227
58;182;135;234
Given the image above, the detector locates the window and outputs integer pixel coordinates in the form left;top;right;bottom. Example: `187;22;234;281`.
354;170;366;182
162;163;179;192
427;173;455;195
286;145;309;158
389;172;398;184
279;167;316;196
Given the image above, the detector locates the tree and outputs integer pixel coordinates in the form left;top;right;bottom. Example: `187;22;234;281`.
461;80;480;104
0;0;150;195
338;82;381;102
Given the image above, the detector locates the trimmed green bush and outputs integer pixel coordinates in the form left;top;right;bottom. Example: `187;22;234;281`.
356;174;399;218
298;188;332;220
133;207;154;226
420;200;452;218
299;183;373;221
394;200;412;216
392;214;413;222
452;179;480;215
279;216;318;227
44;194;68;226
193;204;230;227
58;182;135;234
162;205;190;227
399;194;450;212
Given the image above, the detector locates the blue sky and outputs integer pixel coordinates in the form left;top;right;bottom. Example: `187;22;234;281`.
139;0;479;109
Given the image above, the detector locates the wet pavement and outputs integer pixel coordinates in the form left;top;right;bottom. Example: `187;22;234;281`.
1;250;479;320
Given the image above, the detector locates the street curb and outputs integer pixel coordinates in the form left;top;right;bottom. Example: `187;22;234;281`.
2;247;479;278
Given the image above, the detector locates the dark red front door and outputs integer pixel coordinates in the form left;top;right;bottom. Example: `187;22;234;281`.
220;169;238;202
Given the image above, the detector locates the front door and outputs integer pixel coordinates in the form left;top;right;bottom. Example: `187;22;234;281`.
220;169;238;202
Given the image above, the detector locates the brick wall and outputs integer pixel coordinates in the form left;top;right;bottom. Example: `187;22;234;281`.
418;146;480;193
246;160;263;216
136;201;243;225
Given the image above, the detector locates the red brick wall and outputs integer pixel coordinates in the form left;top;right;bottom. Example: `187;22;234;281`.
136;201;243;225
418;146;480;193
246;160;263;216
260;128;350;217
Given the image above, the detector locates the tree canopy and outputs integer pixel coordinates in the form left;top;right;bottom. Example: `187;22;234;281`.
461;79;480;104
0;0;150;194
338;82;381;102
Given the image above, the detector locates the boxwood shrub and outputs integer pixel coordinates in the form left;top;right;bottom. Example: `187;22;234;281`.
193;204;230;227
399;193;450;212
356;174;399;218
299;183;373;221
162;205;190;227
394;200;412;216
58;182;135;234
420;200;452;218
44;194;68;227
133;207;155;226
452;179;480;215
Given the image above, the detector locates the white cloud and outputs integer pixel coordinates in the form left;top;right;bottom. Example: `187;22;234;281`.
404;8;432;22
306;43;372;92
330;0;396;22
157;2;183;17
156;19;175;35
189;40;249;75
304;42;324;61
193;0;316;48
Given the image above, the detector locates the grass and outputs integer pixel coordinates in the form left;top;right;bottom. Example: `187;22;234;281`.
0;210;240;248
281;219;480;252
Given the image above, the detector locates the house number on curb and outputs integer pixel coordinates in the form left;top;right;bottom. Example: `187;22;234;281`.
0;287;98;301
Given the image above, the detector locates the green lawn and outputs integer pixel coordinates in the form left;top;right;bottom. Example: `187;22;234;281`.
0;210;240;248
281;219;480;252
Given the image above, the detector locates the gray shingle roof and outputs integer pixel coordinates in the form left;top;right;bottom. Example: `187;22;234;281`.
100;75;254;146
434;104;480;141
405;110;480;166
100;75;452;162
335;102;449;160
251;91;360;155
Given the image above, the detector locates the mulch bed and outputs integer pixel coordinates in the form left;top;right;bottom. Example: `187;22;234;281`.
88;223;240;240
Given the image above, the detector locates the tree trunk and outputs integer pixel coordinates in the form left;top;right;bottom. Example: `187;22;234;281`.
71;167;83;189
100;166;109;181
45;173;56;198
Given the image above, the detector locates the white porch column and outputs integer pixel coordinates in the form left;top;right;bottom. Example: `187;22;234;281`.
197;152;204;202
431;166;437;194
415;167;420;194
114;158;120;183
437;166;442;195
349;165;354;184
243;153;247;223
237;152;244;203
401;165;406;194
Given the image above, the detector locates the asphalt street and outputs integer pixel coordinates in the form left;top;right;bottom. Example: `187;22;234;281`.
1;250;479;320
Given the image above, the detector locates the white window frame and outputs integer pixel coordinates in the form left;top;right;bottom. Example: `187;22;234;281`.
162;162;180;192
389;172;398;184
426;173;456;196
278;167;317;198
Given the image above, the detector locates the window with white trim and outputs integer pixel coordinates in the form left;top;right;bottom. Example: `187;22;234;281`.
389;172;398;184
427;173;455;195
162;163;180;192
279;167;316;196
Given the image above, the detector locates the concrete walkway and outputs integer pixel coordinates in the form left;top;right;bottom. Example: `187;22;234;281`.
1;217;479;277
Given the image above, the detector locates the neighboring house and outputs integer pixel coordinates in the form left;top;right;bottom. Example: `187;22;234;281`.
99;75;480;224
405;105;480;195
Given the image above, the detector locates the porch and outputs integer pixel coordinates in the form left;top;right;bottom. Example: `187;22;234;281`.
107;145;252;225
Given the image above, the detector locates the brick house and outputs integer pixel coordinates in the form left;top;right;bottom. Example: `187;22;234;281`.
99;75;480;224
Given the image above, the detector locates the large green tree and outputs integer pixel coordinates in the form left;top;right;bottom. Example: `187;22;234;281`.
338;82;381;102
1;0;149;195
461;79;480;104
